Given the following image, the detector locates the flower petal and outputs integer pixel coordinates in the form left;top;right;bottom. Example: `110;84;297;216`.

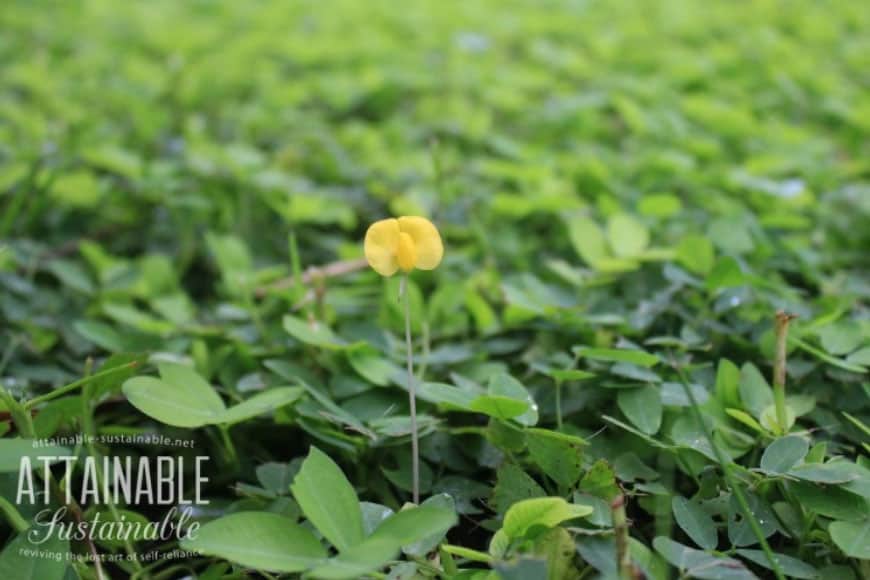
364;218;400;276
397;232;417;272
397;216;443;270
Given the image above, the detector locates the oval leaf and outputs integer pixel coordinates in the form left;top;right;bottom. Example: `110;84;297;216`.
760;436;808;474
181;512;326;572
503;497;592;539
291;447;364;552
672;497;718;550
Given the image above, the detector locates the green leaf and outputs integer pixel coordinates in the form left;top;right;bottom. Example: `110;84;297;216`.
727;490;777;547
308;505;456;579
789;337;867;373
607;213;649;257
760;436;808;473
122;376;220;427
502;497;592;539
579;460;620;502
122;363;226;428
417;382;478;410
219;387;303;425
0;439;71;473
468;395;530;421
533;527;581;580
817;322;863;356
573;346;659;367
653;537;754;580
180;512;326;572
726;409;765;434
829;519;870;559
639;193;682;218
103;303;174;335
846;346;870;366
670;415;717;462
736;549;818;579
788;463;861;484
158;363;226;412
706;256;745;290
617;386;662;435
305;538;397;579
487;373;538;426
491;463;546;516
526;428;585;488
0;528;69;579
51;170;101;207
738;362;773;418
256;462;296;495
372;504;457;547
715;358;741;408
291;446;365;552
790;482;869;522
708;216;754;254
759;404;796;433
73;320;126;352
206;233;253;296
47;259;95;294
566;215;608;268
676;234;715;275
672;497;718;550
403;494;457;556
283;315;346;349
90;353;147;401
630;537;669;580
548;369;595;382
347;347;400;386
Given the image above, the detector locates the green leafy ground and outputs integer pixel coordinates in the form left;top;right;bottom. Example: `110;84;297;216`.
1;0;869;578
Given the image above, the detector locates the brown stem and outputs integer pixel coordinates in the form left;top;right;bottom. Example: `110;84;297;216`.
255;257;368;297
773;311;796;434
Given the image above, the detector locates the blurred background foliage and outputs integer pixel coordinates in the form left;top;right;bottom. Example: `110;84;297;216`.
1;0;869;578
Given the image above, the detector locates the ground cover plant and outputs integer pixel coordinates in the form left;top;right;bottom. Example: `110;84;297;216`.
1;0;869;578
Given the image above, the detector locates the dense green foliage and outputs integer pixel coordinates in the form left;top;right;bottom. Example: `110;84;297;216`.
1;0;869;578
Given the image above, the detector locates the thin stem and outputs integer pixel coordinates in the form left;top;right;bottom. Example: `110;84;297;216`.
554;379;563;431
773;311;795;434
612;493;633;580
256;257;368;297
242;277;267;340
418;320;431;381
7;366;112;579
0;496;29;533
218;425;239;468
440;545;458;576
81;359;143;573
24;361;140;410
0;335;22;377
402;274;420;504
75;361;108;580
670;356;785;580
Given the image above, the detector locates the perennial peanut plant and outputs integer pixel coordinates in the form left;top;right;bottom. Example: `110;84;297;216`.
364;216;444;504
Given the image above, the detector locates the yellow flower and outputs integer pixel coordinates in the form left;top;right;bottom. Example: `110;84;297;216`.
364;216;443;276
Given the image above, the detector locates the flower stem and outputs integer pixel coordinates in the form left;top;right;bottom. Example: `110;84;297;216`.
671;355;785;580
24;361;140;410
773;311;795;434
555;379;563;431
402;274;420;504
